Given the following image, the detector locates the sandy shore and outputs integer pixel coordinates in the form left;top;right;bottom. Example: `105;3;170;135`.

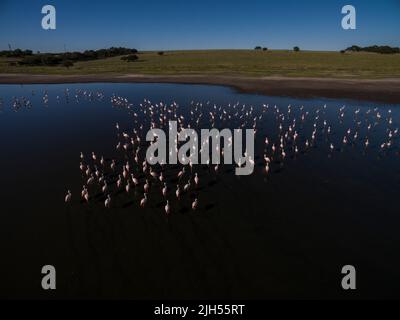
1;73;400;104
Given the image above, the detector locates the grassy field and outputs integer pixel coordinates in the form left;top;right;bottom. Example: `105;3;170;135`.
1;50;400;78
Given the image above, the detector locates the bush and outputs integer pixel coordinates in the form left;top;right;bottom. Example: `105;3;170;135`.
346;45;361;52
344;45;400;54
340;50;345;54
18;55;44;65
254;46;262;50
18;54;62;66
158;51;164;55
121;54;138;62
262;47;268;51
293;46;300;52
0;49;33;57
12;47;140;67
62;60;74;68
40;54;63;66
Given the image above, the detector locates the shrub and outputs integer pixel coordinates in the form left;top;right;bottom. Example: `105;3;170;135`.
12;47;140;67
121;54;138;62
18;55;44;65
293;46;300;52
254;46;262;50
0;49;33;57
18;54;62;66
344;45;399;54
62;60;74;68
40;54;62;66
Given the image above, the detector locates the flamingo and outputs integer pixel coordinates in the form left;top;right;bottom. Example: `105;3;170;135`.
87;174;95;185
117;175;122;188
162;183;168;197
140;193;147;207
65;190;72;203
131;174;139;186
123;167;128;179
149;167;158;179
144;179;150;193
177;167;185;179
102;181;108;194
184;181;191;193
192;198;198;210
165;200;171;215
81;185;87;198
104;195;111;208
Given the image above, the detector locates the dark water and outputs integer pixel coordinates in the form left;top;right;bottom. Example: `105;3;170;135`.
0;83;399;299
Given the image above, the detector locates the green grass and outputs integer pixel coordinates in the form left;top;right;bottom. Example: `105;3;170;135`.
1;50;400;78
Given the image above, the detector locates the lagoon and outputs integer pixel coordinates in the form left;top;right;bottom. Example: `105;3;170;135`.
0;83;399;299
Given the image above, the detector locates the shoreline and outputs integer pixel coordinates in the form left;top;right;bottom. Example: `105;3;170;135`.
1;74;400;104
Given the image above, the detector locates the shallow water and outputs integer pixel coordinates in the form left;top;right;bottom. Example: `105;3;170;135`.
0;83;399;299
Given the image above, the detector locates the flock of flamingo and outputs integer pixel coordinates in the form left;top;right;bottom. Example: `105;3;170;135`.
1;88;398;216
70;93;398;216
8;89;105;111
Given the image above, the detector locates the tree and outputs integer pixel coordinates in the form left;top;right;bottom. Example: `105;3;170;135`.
8;47;141;67
254;46;262;50
346;45;361;52
344;45;400;54
293;46;300;52
262;47;268;51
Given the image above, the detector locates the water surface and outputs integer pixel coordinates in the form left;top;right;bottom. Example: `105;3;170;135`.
0;83;399;299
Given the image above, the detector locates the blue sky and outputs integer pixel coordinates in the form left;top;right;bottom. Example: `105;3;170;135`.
0;0;399;52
